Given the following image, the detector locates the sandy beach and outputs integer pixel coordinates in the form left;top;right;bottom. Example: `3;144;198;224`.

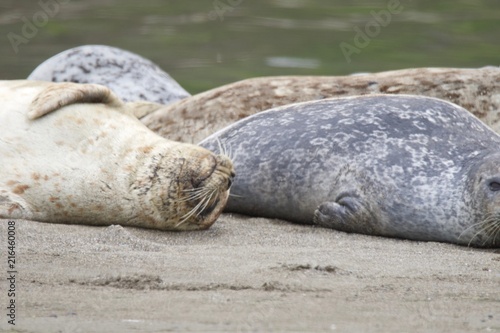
0;214;498;333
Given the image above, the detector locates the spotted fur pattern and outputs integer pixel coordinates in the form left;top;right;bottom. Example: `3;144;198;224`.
201;95;500;247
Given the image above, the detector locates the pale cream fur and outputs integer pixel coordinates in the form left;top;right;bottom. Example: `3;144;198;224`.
0;81;234;230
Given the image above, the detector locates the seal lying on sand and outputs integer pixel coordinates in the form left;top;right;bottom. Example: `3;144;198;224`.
140;67;500;143
0;81;234;231
200;95;500;247
28;45;190;105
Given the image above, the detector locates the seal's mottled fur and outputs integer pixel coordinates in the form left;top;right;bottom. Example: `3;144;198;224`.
0;81;233;231
201;95;500;247
141;67;500;143
28;45;190;105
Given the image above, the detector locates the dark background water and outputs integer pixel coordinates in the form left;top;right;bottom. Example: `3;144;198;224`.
0;0;499;93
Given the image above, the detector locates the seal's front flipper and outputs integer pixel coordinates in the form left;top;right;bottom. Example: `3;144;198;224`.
313;192;377;234
28;82;124;120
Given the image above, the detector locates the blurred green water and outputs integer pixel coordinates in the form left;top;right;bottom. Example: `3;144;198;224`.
0;0;498;93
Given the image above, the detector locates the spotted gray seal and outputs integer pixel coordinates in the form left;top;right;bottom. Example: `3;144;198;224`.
200;95;500;247
28;45;190;105
0;80;234;231
139;67;500;143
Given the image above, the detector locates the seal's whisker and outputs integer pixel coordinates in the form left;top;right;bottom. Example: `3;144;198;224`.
490;224;500;246
192;189;218;220
180;185;217;199
461;220;487;247
177;192;210;221
177;191;205;203
176;199;205;227
477;217;500;246
458;220;484;242
226;142;234;160
197;189;217;217
176;187;219;227
183;185;220;194
467;226;486;248
182;187;207;193
216;138;225;156
464;213;500;247
227;143;234;161
225;142;230;158
229;193;244;198
215;138;234;161
189;191;213;217
178;187;212;202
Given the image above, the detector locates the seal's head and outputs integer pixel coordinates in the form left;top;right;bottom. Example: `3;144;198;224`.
132;145;234;231
175;149;235;230
465;152;500;247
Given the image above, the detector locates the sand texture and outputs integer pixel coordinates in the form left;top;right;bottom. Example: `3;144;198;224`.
0;215;498;333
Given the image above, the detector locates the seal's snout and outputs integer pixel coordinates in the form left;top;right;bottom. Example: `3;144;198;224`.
173;151;234;231
469;170;500;247
190;153;235;191
219;155;236;191
190;154;218;189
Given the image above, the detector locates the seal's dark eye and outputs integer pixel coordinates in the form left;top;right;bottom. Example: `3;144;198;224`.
488;181;500;192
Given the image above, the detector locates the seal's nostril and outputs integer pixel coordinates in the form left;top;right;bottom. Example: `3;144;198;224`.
191;154;217;188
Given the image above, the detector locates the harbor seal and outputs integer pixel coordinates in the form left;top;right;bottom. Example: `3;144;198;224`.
28;47;499;142
0;80;234;231
28;45;190;105
200;95;500;247
140;67;500;143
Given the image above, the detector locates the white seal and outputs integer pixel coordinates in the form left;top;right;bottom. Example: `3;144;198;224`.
0;81;234;231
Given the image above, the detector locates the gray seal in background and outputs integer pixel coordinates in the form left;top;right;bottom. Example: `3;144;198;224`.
200;94;500;247
28;44;190;105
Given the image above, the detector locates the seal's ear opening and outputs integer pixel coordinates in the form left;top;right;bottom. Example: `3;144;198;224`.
487;178;500;192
